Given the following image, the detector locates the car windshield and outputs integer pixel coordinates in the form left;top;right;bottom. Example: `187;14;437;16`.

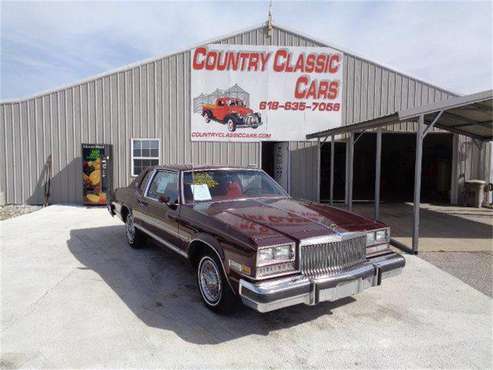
183;169;288;203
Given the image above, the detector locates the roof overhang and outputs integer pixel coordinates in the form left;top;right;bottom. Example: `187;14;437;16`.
306;90;493;141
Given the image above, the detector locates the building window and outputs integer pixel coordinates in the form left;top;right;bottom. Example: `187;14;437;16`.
131;139;159;177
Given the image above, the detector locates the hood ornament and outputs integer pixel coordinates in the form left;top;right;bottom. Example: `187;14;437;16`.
328;223;344;237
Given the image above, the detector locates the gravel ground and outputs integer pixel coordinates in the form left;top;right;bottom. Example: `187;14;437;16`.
0;205;42;221
419;251;493;297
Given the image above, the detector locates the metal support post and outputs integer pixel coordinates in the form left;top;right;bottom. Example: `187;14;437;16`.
423;110;443;138
476;141;482;180
348;132;354;211
354;130;368;145
374;128;382;220
316;138;321;202
345;138;349;206
412;115;425;254
330;135;335;205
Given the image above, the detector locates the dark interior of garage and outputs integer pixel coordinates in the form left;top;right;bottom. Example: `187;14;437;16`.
320;133;453;203
261;142;276;178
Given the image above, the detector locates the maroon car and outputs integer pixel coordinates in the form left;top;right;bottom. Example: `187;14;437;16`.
108;165;405;313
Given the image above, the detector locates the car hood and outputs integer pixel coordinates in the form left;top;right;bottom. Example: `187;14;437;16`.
192;197;385;246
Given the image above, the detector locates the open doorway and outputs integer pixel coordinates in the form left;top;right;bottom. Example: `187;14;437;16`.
320;141;346;202
381;133;452;203
319;133;453;203
261;142;289;191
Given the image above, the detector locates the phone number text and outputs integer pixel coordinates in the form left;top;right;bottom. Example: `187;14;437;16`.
259;101;340;112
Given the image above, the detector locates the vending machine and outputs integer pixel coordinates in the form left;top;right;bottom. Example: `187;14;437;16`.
81;144;113;205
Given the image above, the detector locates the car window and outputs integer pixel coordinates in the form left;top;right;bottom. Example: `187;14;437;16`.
183;170;287;203
139;170;153;192
146;171;179;203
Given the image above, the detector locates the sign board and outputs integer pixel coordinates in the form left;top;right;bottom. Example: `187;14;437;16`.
191;44;343;142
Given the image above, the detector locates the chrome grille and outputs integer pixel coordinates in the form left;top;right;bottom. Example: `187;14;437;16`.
299;234;367;276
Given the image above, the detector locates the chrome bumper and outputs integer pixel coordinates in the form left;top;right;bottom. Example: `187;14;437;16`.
239;252;405;313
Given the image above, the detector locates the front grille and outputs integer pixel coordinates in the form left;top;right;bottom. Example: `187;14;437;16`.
299;234;367;276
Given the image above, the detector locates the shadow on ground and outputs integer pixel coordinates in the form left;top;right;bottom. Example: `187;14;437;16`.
68;225;355;345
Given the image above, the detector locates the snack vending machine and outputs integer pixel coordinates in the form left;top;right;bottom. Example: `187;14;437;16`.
81;144;113;205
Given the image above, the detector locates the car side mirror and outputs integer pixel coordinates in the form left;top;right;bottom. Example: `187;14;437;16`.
158;195;170;204
159;195;178;210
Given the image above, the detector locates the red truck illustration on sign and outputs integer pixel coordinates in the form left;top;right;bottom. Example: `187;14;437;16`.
202;97;262;132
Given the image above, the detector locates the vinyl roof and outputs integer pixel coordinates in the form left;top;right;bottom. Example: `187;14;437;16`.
152;164;259;171
307;90;493;141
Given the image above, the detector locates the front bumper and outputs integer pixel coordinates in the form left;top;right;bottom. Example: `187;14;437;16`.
239;252;405;313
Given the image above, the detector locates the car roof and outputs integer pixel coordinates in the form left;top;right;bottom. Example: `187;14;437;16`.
150;164;260;172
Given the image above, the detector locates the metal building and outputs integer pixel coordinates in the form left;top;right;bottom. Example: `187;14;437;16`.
0;22;490;205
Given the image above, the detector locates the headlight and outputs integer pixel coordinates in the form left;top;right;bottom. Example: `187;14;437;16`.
258;248;275;264
376;229;387;242
257;244;295;266
256;244;296;278
366;228;390;246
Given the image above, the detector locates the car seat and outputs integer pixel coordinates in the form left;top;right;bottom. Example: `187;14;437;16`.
226;181;242;198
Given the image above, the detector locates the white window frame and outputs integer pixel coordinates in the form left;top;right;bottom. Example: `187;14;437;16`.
131;138;160;177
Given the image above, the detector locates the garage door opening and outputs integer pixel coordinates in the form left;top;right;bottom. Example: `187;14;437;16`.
320;133;453;203
261;141;290;191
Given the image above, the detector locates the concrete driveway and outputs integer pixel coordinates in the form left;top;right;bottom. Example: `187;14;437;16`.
352;203;493;252
1;206;492;368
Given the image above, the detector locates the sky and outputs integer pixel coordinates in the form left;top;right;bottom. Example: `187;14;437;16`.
1;1;492;101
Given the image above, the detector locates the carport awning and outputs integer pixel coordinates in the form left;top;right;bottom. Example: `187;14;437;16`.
305;89;492;255
306;89;493;141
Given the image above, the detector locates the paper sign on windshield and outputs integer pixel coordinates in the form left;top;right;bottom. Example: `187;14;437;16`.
191;184;212;201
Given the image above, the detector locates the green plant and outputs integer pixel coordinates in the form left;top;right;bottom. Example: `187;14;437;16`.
192;172;218;188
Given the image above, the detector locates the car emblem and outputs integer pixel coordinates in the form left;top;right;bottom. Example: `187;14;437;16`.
328;223;343;236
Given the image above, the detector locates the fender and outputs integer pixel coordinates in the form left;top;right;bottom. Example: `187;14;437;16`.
115;201;128;222
188;233;236;293
188;232;225;260
223;114;235;123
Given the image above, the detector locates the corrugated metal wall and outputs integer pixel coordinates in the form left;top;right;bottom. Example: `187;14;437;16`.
0;24;486;205
452;136;492;204
289;141;319;200
0;27;288;204
0;24;329;205
1;53;261;205
342;54;455;131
